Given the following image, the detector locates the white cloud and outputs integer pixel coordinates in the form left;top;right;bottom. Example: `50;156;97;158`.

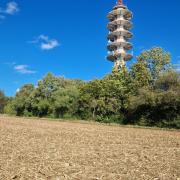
41;40;59;50
39;35;49;41
14;65;36;74
0;1;19;20
30;35;60;51
5;2;19;15
16;88;20;93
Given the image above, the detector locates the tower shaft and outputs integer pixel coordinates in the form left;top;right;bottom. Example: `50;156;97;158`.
107;1;133;70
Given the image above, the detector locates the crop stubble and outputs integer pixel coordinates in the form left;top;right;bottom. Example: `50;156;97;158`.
0;116;179;180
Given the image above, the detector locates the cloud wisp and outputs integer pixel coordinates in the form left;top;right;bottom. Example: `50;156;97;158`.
6;2;19;15
30;35;60;51
0;1;19;19
14;65;36;74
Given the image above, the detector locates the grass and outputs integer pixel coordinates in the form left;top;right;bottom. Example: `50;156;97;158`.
1;114;179;132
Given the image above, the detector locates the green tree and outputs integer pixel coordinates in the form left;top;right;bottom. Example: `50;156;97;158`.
0;90;7;113
6;84;35;116
35;73;61;99
137;47;171;84
52;86;79;118
78;80;102;119
28;73;82;118
155;70;180;91
3;47;179;129
4;98;16;115
79;68;132;122
127;70;180;128
130;62;151;91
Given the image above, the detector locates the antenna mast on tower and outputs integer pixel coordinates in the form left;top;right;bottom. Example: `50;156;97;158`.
117;0;123;5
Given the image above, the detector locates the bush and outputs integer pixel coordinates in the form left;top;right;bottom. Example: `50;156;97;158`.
4;103;16;115
159;117;180;129
3;47;180;129
0;90;7;113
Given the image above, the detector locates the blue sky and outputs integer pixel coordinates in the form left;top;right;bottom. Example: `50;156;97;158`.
0;0;180;96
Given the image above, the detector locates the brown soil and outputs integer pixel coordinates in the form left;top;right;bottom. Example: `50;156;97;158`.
0;116;179;180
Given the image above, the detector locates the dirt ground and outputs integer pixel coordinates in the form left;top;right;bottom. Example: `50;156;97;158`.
0;116;179;180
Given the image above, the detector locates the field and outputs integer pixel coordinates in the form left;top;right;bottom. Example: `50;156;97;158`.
0;116;179;180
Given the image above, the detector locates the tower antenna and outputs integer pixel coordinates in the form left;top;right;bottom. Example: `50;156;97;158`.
117;0;123;5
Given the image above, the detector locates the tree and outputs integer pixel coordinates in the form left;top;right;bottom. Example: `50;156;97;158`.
103;68;133;114
7;84;35;116
52;86;79;118
35;73;61;99
137;47;171;84
0;90;7;113
78;80;102;119
4;98;16;115
130;62;151;91
155;70;180;91
127;70;180;128
79;68;132;122
29;74;69;117
3;47;179;129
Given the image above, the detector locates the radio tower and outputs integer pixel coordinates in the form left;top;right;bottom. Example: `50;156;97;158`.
107;0;133;71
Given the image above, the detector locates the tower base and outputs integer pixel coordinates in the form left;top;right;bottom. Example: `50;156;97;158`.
114;59;125;71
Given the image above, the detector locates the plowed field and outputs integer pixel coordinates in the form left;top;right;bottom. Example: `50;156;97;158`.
0;116;179;180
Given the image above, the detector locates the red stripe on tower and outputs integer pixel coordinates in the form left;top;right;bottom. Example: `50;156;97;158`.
117;0;123;5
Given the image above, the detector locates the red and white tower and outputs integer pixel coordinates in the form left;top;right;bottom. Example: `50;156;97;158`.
107;0;133;70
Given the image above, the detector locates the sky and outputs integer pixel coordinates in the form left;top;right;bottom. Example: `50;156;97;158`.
0;0;180;96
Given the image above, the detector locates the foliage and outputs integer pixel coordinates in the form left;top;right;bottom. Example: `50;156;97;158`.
155;70;180;91
4;47;180;129
130;62;151;91
7;84;35;116
0;90;8;113
52;86;79;118
127;70;180;128
5;73;82;119
78;68;132;122
137;47;171;84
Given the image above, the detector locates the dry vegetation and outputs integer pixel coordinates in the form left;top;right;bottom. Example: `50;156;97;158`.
0;116;179;180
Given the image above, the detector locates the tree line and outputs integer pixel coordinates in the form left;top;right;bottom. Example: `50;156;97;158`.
1;47;180;129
